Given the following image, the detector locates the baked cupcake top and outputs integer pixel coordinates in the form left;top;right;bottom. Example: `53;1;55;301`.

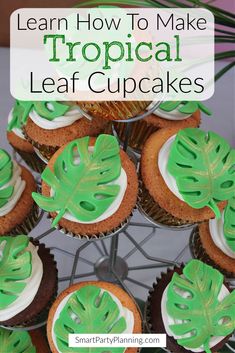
150;101;212;121
161;259;235;353
0;234;43;321
0;149;26;217
0;327;36;353
209;196;235;258
159;128;235;219
8;100;83;132
32;134;127;226
48;281;140;353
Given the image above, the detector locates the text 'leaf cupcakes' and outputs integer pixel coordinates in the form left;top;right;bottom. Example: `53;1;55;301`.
146;259;235;353
47;281;142;353
23;101;109;161
7;100;46;173
32;134;138;238
0;149;39;235
0;234;57;326
140;127;235;228
192;196;235;277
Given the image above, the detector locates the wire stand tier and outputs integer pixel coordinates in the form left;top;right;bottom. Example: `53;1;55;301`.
5;103;235;353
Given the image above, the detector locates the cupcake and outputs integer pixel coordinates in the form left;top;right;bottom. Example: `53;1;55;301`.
0;326;50;353
146;259;235;353
0;234;57;326
76;100;150;121
47;281;142;353
139;127;235;228
32;134;138;239
24;101;110;162
114;101;210;151
0;149;39;236
191;196;235;277
7;100;46;173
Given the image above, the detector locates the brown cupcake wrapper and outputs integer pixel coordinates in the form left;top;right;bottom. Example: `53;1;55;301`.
13;147;46;174
46;211;132;241
190;226;235;279
6;202;41;236
23;128;58;162
145;265;183;334
138;180;194;229
77;101;151;121
114;119;159;152
1;238;58;328
145;265;231;353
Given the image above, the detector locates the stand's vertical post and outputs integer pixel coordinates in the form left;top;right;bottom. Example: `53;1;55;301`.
123;122;132;152
109;234;119;273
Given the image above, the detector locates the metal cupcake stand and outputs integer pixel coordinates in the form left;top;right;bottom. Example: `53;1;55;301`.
5;102;235;353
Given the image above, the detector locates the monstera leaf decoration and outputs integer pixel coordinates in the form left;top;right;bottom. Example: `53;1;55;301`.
32;135;121;226
7;100;33;131
224;196;235;252
33;101;71;120
159;101;212;116
0;235;32;309
54;285;127;353
0;149;14;208
7;100;72;131
167;128;235;218
0;327;36;353
167;260;235;353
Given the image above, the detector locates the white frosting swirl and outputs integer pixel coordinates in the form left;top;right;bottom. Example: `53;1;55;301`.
0;161;26;217
209;212;235;259
0;241;43;321
52;287;134;353
8;108;26;140
51;147;128;224
148;103;191;121
158;135;184;201
161;278;228;352
29;104;83;130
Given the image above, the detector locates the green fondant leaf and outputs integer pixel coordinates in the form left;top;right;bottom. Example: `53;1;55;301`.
167;259;235;352
7;100;73;130
224;196;235;252
33;101;71;120
167;128;235;218
54;285;127;353
32;134;121;226
0;327;36;353
7;100;33;131
159;101;212;116
0;235;32;309
0;149;14;208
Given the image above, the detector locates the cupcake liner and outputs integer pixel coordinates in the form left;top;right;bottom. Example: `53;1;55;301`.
13;147;46;174
77;101;151;121
114;119;159;152
1;239;58;329
138;181;194;229
46;211;132;241
190;226;235;279
145;265;182;334
7;202;41;236
23;130;58;162
145;265;231;353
